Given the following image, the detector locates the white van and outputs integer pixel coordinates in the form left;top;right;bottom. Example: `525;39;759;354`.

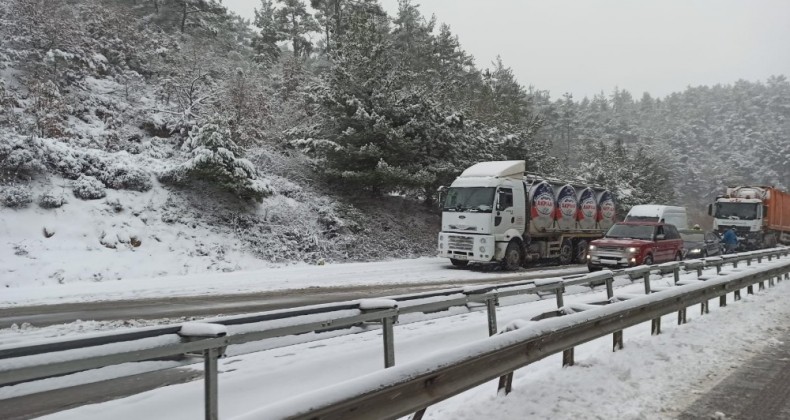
624;205;688;229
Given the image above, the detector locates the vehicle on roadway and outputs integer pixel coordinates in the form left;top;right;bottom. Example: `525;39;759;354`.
437;160;616;270
624;204;688;229
708;185;790;249
679;229;723;259
587;221;685;271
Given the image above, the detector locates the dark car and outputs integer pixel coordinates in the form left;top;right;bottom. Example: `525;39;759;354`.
679;229;723;259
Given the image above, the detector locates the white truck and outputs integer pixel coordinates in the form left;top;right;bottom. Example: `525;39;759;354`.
437;161;616;269
708;186;790;249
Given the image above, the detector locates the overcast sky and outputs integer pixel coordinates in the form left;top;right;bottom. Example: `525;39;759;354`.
224;0;790;100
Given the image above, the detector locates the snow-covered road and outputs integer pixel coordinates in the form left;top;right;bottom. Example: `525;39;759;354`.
3;259;788;420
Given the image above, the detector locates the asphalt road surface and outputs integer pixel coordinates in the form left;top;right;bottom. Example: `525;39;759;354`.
678;326;790;419
0;265;588;329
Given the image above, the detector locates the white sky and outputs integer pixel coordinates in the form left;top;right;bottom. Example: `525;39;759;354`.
224;0;790;100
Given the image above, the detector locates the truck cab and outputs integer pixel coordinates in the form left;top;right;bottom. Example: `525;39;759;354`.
587;222;684;271
438;162;526;267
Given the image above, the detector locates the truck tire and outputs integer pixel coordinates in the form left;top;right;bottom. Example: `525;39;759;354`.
450;259;469;267
675;252;683;261
574;240;588;264
501;241;522;271
558;240;573;265
643;254;653;266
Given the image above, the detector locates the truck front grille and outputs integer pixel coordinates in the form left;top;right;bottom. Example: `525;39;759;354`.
448;235;474;251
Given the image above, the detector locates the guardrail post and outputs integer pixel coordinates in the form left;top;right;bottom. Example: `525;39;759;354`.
734;289;741;301
497;372;514;395
677;308;687;325
651;317;661;335
746;257;752;266
757;255;763;263
410;408;427;420
701;300;709;315
178;323;228;420
605;277;614;301
716;263;722;274
720;294;727;307
554;288;564;312
768;254;773;261
205;347;219;420
747;285;754;294
486;298;499;337
562;348;574;367
613;330;623;351
759;280;765;291
643;271;651;294
383;316;396;368
673;266;680;284
732;260;739;269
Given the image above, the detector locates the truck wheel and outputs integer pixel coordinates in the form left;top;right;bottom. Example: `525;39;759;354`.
643;254;653;266
558;240;573;265
675;252;683;261
574;240;588;264
450;259;469;267
501;241;522;271
588;264;602;272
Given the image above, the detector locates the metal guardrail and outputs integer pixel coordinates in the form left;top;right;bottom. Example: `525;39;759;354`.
236;254;790;420
0;248;787;420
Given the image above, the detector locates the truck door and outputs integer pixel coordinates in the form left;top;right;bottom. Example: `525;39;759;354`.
494;187;515;239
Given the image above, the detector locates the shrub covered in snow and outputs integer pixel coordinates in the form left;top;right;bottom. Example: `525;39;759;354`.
72;175;106;200
1;185;33;208
160;123;273;201
39;191;67;208
0;135;47;179
99;166;152;192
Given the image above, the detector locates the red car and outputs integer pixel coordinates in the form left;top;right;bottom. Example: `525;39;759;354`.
587;222;684;271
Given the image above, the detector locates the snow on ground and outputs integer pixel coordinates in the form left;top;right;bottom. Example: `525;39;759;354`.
24;260;790;420
0;176;273;291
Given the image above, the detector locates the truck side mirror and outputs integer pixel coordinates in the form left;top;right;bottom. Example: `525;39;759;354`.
437;186;446;209
707;204;713;216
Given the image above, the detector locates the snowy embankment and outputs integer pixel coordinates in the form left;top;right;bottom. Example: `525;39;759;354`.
24;261;790;420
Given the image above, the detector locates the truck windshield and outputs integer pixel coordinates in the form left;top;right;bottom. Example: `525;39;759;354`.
605;224;655;240
443;187;496;213
714;203;758;220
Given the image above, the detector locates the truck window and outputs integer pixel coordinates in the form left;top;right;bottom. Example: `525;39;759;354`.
655;226;665;239
605;224;654;240
497;188;513;211
443;187;496;213
714;202;758;220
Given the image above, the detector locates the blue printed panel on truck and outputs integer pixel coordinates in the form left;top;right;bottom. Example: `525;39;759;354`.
529;181;555;232
577;188;598;230
597;191;616;230
555;185;578;230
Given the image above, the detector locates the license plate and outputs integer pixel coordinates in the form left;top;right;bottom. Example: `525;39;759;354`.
600;259;617;265
454;255;468;260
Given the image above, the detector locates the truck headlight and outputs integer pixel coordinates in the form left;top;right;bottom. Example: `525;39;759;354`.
627;247;638;253
588;245;596;251
480;246;485;252
480;238;486;244
439;235;444;241
689;248;702;254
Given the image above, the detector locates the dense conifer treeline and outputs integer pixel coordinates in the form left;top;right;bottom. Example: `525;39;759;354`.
2;0;788;217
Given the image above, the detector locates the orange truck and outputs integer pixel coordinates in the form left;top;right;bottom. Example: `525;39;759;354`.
708;186;790;249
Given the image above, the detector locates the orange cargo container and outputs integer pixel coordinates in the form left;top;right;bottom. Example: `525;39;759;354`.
766;187;790;233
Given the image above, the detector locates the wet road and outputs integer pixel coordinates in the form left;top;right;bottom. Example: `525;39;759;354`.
0;266;587;329
678;327;790;419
